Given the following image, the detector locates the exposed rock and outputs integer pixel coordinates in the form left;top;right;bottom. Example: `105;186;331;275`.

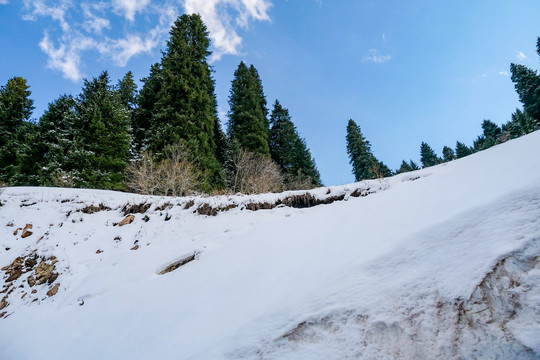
0;299;7;311
27;275;36;287
7;222;13;227
118;215;135;227
122;203;151;216
21;224;33;238
21;293;26;299
0;312;6;318
79;203;111;214
130;245;139;251
35;260;58;285
47;283;60;297
13;228;21;236
31;289;37;294
96;249;103;254
156;202;173;211
25;256;38;270
158;252;199;275
5;257;24;282
196;203;219;216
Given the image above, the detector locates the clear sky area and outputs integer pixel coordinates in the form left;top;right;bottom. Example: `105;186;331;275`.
1;0;539;186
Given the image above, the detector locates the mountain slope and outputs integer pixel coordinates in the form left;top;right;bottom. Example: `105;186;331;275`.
1;131;540;359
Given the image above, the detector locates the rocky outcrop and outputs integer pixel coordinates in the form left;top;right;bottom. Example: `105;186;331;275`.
118;215;135;227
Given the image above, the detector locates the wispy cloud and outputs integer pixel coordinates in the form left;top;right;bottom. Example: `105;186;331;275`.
183;0;272;61
363;49;391;64
499;71;509;76
82;3;111;34
20;0;272;81
0;0;9;5
112;0;150;22
39;32;97;81
516;51;527;60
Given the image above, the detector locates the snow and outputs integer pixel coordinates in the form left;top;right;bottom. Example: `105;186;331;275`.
1;131;540;359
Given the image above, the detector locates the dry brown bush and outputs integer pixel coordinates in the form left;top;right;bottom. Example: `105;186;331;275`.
125;145;200;196
229;149;283;194
284;170;317;191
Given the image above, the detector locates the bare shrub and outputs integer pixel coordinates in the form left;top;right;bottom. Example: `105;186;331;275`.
158;145;200;197
125;153;160;195
369;161;384;180
229;149;282;194
125;145;200;196
284;170;317;191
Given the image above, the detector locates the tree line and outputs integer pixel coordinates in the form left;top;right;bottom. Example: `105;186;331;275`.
346;37;540;181
0;14;321;195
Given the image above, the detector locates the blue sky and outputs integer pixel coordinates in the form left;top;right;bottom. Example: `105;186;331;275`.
1;0;539;186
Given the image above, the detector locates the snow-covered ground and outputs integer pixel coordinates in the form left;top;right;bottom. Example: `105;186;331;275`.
1;131;540;360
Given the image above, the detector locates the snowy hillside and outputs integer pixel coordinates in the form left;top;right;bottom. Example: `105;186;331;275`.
1;131;540;360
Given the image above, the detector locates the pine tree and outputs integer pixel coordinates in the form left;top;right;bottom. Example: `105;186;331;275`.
116;71;138;110
420;142;440;168
396;159;419;174
269;100;321;187
396;160;413;174
442;146;455;162
409;160;420;170
148;14;221;188
0;77;35;184
75;71;131;189
346;119;375;181
510;62;540;128
455;141;473;159
228;62;270;155
31;95;79;185
133;63;162;154
474;120;502;151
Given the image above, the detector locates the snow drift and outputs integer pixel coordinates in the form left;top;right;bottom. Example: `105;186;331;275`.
1;131;540;359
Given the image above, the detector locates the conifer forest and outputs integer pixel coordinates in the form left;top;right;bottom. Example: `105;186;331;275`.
1;14;539;191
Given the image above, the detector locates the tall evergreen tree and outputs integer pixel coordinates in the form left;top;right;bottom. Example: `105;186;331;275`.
455;141;473;159
116;71;138;110
510;60;540;127
32;95;79;185
228;61;270;155
133;63;163;154
75;71;131;189
269;100;321;187
420;142;440;168
0;77;35;184
346;119;377;181
148;14;222;188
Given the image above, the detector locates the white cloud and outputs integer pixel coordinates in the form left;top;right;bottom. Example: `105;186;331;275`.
82;3;111;34
363;49;391;64
110;34;157;66
183;0;272;61
23;0;71;31
112;0;150;22
39;32;97;81
499;71;509;76
0;0;9;5
517;51;527;60
20;0;272;80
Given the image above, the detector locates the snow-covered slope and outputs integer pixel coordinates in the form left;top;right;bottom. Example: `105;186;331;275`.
1;131;540;360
